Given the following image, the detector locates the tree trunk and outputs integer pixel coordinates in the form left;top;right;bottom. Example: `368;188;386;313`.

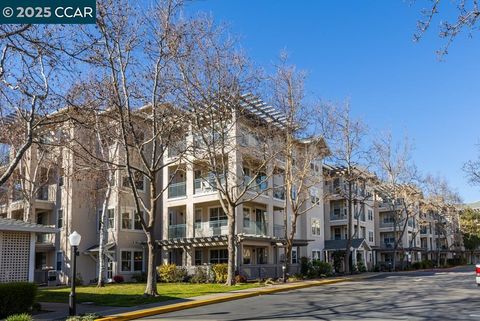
344;181;353;274
97;183;112;287
144;231;158;296
226;204;236;286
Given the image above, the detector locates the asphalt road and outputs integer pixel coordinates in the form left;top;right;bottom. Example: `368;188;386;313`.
140;266;480;321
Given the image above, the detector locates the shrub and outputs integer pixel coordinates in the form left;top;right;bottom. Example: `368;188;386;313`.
0;282;37;318
212;264;228;283
190;266;209;283
5;313;33;321
132;272;147;283
157;264;187;283
411;262;422;270
300;257;310;276
356;261;367;273
311;260;334;277
75;273;84;286
66;313;100;321
113;275;124;283
234;274;247;284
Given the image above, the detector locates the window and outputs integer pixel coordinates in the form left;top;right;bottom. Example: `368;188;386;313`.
195;250;203;265
195;208;202;229
121;250;144;272
58;168;64;187
57;209;63;228
134;211;143;230
121;251;131;272
312;250;321;260
310;189;320;205
311;218;321;236
243;247;251;264
369;231;374;243
243;207;251;228
368;209;373;220
133;251;143;271
122;171;145;191
56;251;63;271
122;212;132;229
256;248;267;264
210;249;228;264
107;209;115;229
291;248;298;264
334;227;341;240
209;207;227;228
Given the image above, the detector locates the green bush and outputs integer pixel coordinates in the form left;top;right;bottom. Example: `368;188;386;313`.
190;266;209;283
157;264;187;283
0;282;37;318
5;313;33;321
356;261;367;273
212;264;228;283
300;257;310;275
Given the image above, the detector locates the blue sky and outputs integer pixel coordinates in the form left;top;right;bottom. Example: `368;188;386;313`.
185;0;480;203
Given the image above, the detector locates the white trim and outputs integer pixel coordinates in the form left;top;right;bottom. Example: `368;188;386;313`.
119;248;145;274
28;232;35;282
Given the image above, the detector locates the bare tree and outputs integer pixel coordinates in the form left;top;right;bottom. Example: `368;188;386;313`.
318;102;370;274
87;0;190;296
176;16;279;285
464;145;480;186
415;0;480;56
0;25;82;186
269;55;329;280
373;133;421;271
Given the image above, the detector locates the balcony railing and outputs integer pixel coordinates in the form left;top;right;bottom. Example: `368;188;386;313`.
243;221;268;236
36;233;55;244
168;181;186;198
168;224;186;239
273;186;285;200
330;212;347;221
36;186;50;201
243;176;268;193
194;176;225;194
380;222;394;228
273;224;285;238
194;220;228;237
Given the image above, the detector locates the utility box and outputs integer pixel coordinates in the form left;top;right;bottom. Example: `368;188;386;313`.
47;270;57;286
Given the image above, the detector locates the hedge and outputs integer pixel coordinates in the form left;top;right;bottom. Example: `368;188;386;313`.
0;282;37;318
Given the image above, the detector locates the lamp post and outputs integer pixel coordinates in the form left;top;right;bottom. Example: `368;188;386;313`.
68;231;81;316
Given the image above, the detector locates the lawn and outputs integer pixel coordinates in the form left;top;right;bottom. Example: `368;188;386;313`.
37;282;261;307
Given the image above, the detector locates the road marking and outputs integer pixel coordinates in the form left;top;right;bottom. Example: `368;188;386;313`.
414;278;423;282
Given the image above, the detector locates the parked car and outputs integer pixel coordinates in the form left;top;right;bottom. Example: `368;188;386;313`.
476;264;480;286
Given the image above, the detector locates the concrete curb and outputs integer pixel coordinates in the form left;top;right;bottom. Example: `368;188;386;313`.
95;275;374;321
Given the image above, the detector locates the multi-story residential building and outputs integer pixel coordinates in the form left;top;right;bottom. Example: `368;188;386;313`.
158;97;329;279
322;165;376;271
374;190;422;269
0;96;329;283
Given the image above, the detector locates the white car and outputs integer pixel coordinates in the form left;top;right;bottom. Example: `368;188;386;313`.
476;264;480;286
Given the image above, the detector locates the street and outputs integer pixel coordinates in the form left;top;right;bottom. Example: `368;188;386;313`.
140;266;480;321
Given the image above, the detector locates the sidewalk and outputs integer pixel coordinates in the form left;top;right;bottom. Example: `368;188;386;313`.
33;273;378;321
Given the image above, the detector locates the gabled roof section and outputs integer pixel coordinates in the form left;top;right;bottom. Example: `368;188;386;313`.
324;238;371;251
0;218;58;233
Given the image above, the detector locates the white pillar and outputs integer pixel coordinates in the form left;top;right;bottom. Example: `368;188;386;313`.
29;232;35;282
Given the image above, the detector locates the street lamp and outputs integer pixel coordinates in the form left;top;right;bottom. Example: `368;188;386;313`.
68;231;81;316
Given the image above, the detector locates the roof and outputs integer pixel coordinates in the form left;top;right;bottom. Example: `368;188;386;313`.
0;218;58;233
324;238;371;251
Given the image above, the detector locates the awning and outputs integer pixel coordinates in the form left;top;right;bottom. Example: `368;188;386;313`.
0;218;58;233
84;242;116;253
324;238;372;251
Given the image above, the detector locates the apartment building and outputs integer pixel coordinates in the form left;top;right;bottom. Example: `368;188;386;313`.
159;96;329;279
322;165;377;271
0;119;150;284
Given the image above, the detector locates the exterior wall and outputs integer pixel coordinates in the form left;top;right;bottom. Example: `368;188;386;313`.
0;231;33;283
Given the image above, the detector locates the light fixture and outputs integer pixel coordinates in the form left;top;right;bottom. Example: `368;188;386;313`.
68;231;82;246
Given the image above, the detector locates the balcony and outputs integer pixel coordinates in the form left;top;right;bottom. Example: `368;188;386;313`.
36;233;55;244
36;186;50;201
273;224;285;238
168;224;186;239
273;186;285;200
380;221;394;228
243;221;268;236
194;220;228;237
168;181;186;198
194;176;225;194
330;212;347;221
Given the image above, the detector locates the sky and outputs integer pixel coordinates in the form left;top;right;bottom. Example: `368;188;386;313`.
184;0;480;203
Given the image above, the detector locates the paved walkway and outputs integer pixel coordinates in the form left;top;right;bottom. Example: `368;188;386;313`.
34;273;379;321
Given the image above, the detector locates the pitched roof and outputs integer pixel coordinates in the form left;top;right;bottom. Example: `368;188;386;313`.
0;218;58;233
324;238;371;251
